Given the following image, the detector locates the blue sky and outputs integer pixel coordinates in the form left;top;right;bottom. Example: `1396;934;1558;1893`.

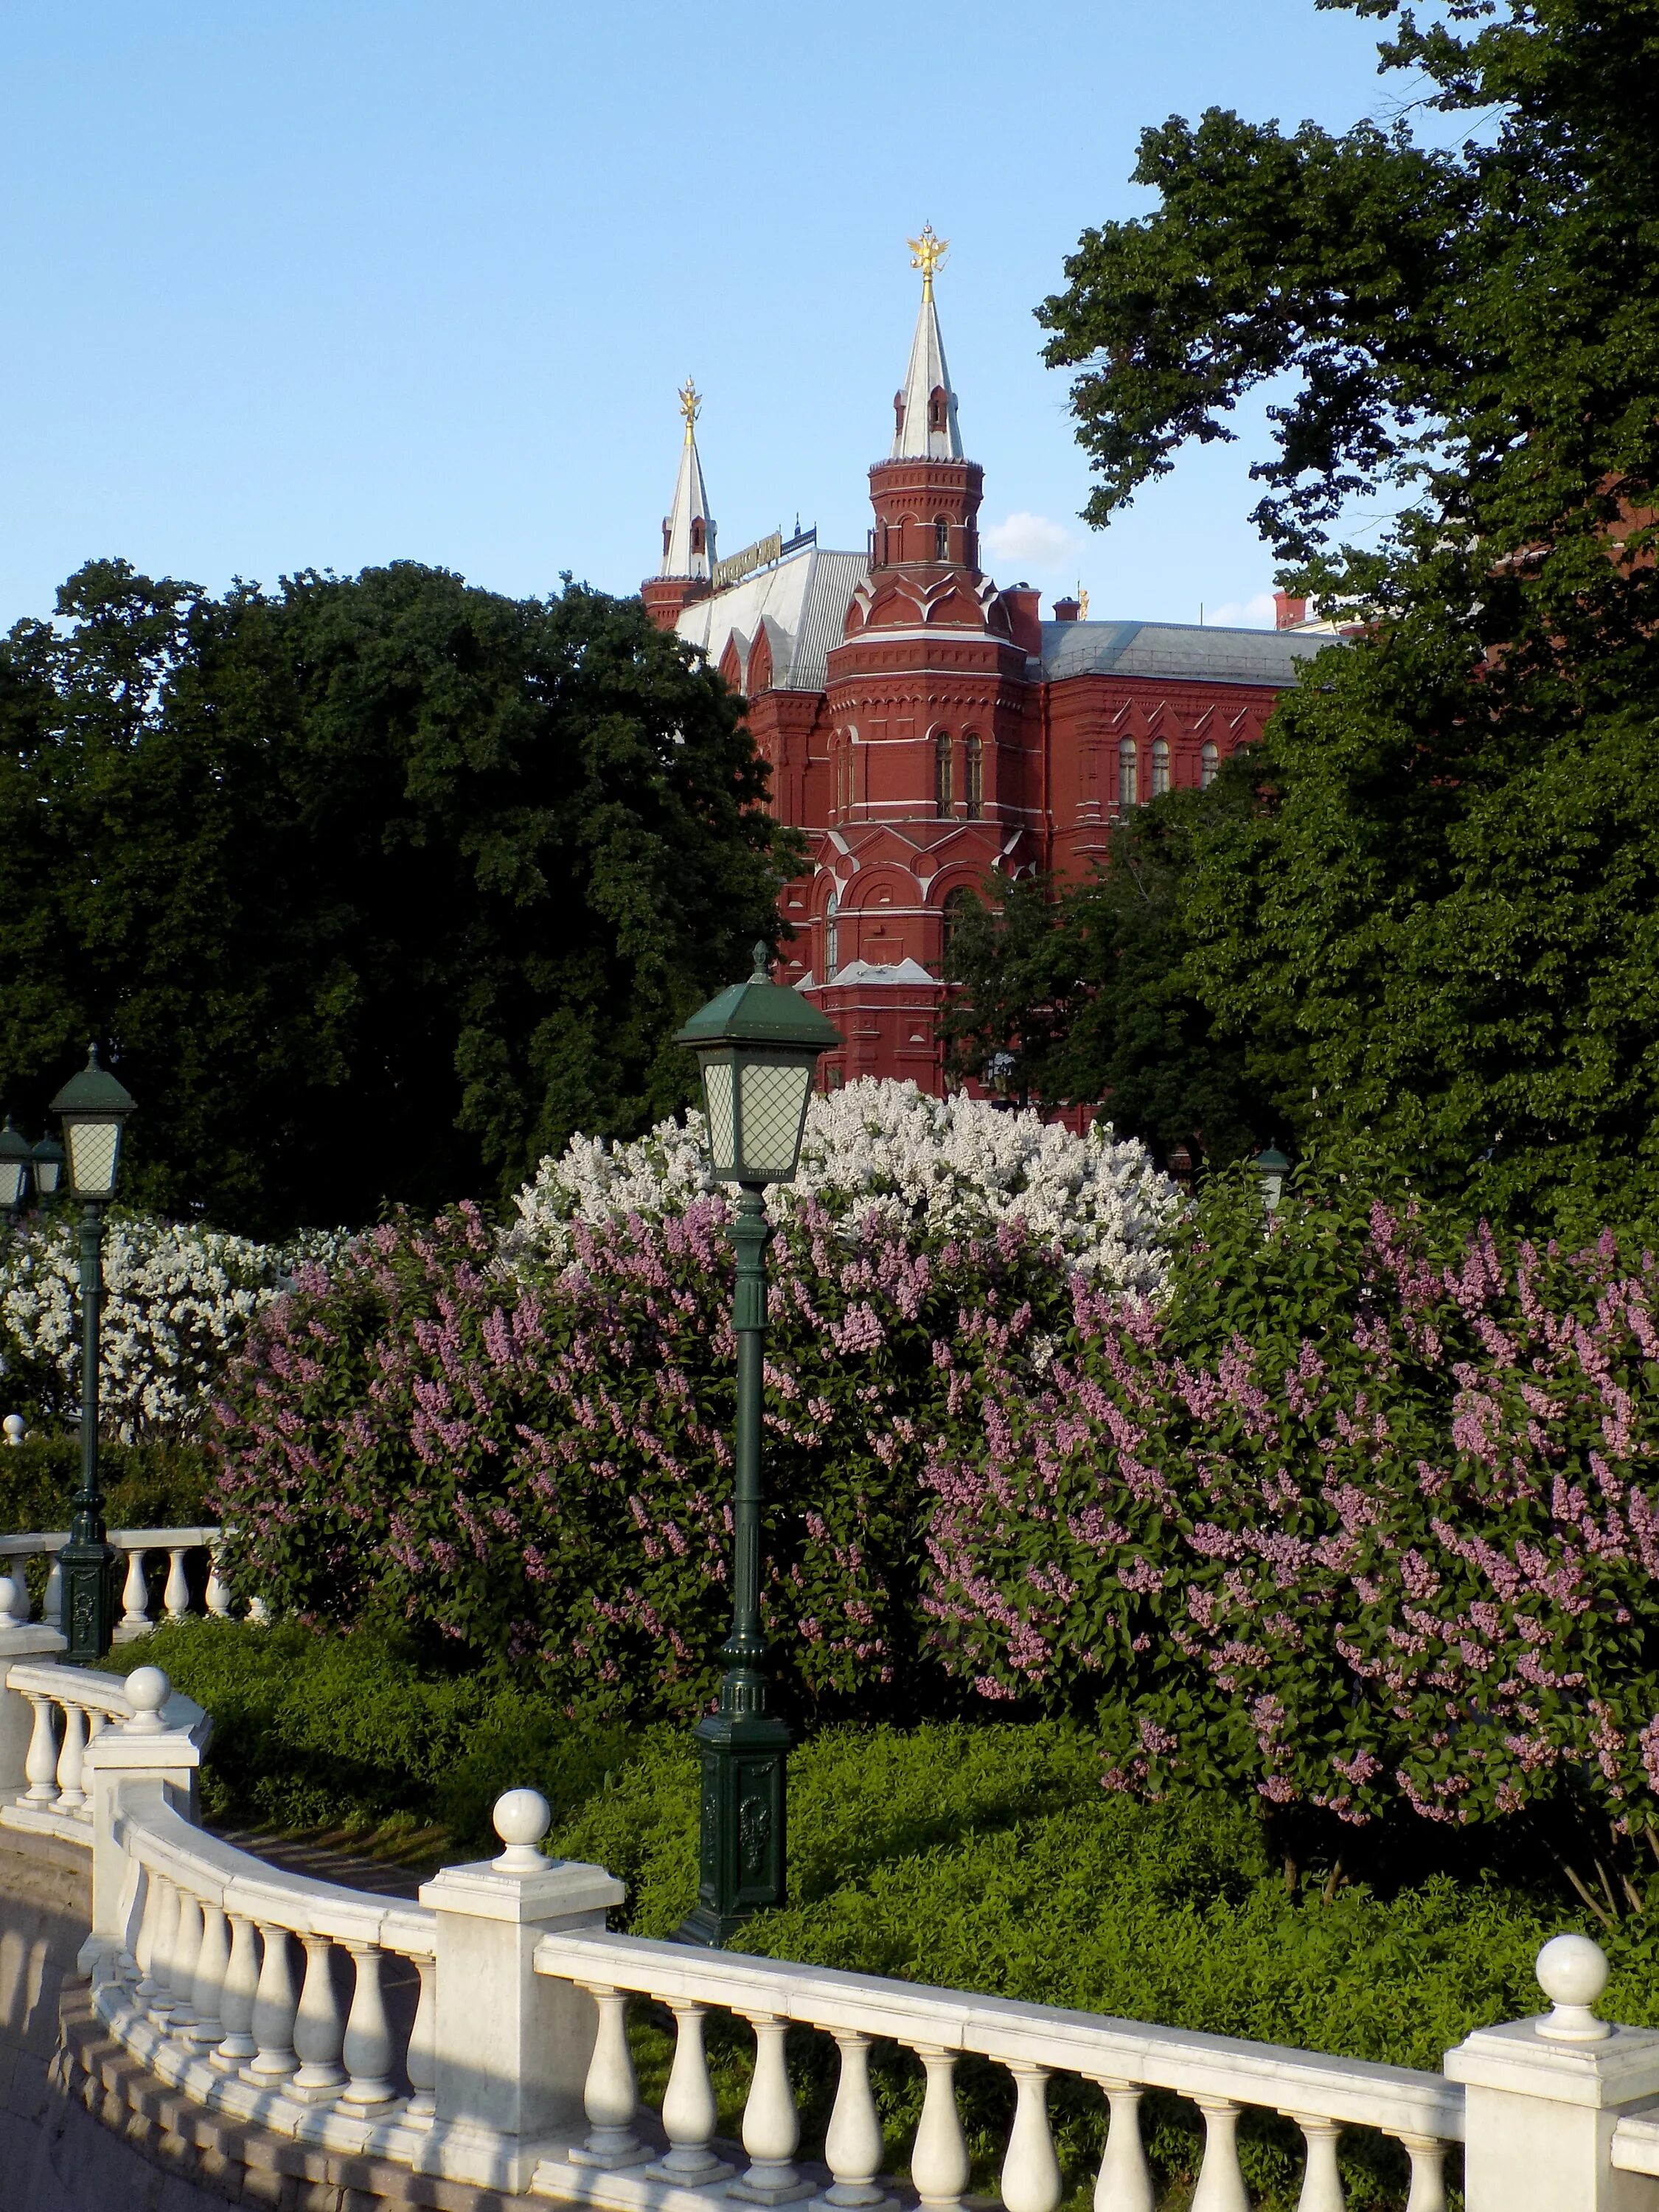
1;3;1420;633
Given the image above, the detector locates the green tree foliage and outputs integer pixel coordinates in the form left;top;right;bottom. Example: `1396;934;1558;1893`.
0;560;795;1236
939;757;1273;1162
1038;0;1659;1235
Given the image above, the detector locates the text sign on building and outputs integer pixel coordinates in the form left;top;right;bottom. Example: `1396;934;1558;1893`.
713;532;782;593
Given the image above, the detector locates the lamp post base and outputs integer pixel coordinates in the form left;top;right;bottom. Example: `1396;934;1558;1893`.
58;1536;119;1665
678;1708;792;1947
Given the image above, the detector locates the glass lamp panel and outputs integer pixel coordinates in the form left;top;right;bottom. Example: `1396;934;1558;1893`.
1262;1169;1284;1213
32;1156;60;1196
0;1158;24;1209
66;1119;121;1199
701;1059;737;1178
737;1057;813;1182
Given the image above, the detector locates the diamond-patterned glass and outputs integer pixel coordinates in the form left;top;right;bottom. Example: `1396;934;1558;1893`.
66;1119;121;1199
702;1060;737;1178
737;1060;812;1181
0;1159;24;1209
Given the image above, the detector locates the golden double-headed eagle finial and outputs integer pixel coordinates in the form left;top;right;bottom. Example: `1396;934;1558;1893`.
908;222;948;299
678;376;701;439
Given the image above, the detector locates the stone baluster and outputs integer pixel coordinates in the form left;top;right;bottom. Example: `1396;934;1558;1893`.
573;1983;645;2166
133;1868;164;2004
246;1923;299;2082
1293;2115;1344;2211
205;1546;232;1618
404;1954;437;2121
824;2029;888;2208
43;1553;62;1624
118;1549;151;1637
246;1595;271;1626
146;1877;181;2023
1002;2063;1062;2212
291;1933;346;2098
0;1568;31;1629
339;1943;397;2112
911;2047;970;2212
731;2011;804;2205
169;1891;204;2029
1092;2080;1153;2212
1399;2134;1446;2212
55;1701;88;1812
23;1694;59;1803
164;1547;191;1621
212;1915;260;2070
187;1903;230;2048
1191;2098;1249;2212
649;2000;728;2183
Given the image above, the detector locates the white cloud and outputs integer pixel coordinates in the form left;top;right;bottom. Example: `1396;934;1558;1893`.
981;511;1074;571
1203;591;1279;629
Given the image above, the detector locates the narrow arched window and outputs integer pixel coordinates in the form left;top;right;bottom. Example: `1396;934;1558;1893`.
963;734;983;819
1152;738;1170;797
928;386;948;434
1200;740;1220;790
935;731;954;818
1119;739;1138;809
934;516;950;562
825;890;840;977
689;517;705;556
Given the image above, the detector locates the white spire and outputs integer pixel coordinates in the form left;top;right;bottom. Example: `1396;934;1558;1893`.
890;225;962;462
661;377;714;580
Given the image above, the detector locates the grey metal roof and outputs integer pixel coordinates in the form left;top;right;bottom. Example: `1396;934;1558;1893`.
787;551;869;690
1038;620;1342;687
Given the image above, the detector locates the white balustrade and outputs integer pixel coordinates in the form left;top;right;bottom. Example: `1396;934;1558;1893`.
912;2045;970;2212
404;1952;437;2120
823;2029;888;2208
340;1941;397;2111
0;1525;242;1644
732;2011;804;2204
1092;2079;1154;2212
650;2000;729;2182
118;1550;150;1637
248;1921;300;2081
572;1982;644;2166
291;1931;346;2096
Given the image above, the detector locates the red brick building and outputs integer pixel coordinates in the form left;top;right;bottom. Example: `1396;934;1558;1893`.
643;234;1331;1093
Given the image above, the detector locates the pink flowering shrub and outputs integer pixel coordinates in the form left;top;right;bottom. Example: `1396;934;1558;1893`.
924;1165;1659;1868
209;1196;1072;1720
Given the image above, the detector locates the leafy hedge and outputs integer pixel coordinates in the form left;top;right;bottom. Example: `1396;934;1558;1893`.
0;1434;212;1536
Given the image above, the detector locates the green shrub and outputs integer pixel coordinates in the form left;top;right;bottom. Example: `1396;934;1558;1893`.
0;1434;212;1534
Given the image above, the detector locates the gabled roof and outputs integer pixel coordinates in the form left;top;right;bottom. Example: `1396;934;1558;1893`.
675;546;869;692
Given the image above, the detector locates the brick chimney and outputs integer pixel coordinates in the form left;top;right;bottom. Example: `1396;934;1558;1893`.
1051;594;1081;623
1003;585;1043;655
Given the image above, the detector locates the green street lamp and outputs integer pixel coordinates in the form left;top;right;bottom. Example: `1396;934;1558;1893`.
675;944;841;1946
0;1119;32;1214
48;1044;136;1663
1253;1142;1292;1216
30;1133;65;1200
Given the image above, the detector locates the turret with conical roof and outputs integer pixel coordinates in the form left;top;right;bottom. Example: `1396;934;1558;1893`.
642;378;717;631
890;226;963;462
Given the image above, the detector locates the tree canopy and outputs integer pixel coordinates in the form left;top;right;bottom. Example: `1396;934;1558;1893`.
0;560;796;1237
1032;0;1659;1234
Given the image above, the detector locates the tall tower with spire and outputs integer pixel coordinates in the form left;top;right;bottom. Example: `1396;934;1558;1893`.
642;378;717;632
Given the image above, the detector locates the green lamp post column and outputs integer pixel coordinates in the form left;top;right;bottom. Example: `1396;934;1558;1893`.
48;1045;136;1663
674;945;841;1947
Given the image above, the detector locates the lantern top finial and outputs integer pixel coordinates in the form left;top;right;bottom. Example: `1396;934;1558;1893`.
750;942;771;982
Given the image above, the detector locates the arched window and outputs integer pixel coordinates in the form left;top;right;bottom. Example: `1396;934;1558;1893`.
942;886;977;974
1200;740;1220;790
934;516;950;562
1151;738;1170;797
963;734;983;818
935;731;954;818
1119;739;1138;810
825;890;840;977
689;518;706;556
928;386;948;434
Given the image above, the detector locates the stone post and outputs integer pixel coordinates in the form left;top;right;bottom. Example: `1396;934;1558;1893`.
1447;1933;1659;2211
78;1664;206;1972
417;1787;624;2194
0;1590;69;1798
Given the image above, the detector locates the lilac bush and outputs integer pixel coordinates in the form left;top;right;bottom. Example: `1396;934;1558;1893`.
209;1195;1075;1719
922;1166;1659;1901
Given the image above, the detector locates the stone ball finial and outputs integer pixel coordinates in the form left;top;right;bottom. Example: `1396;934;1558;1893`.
0;1575;26;1630
3;1414;26;1447
1536;1931;1613;2041
124;1666;172;1735
492;1787;552;1873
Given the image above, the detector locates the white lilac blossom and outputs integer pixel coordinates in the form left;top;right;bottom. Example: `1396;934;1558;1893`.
0;1213;344;1442
506;1078;1180;1295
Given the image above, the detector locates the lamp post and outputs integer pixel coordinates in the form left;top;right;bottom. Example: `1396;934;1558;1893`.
675;944;840;1946
0;1119;32;1214
1253;1143;1292;1216
48;1045;136;1663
